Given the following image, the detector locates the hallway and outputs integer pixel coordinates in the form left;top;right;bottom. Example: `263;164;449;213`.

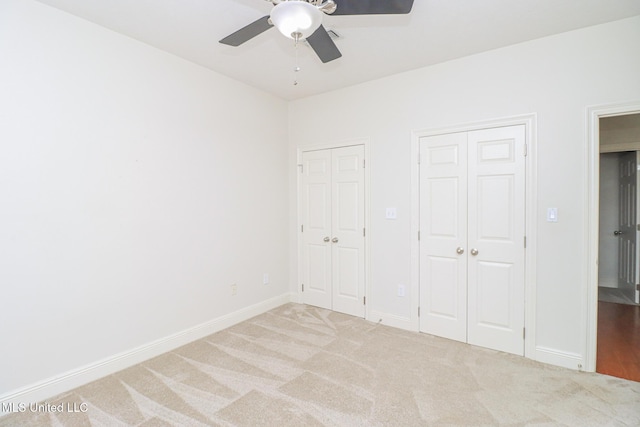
596;301;640;382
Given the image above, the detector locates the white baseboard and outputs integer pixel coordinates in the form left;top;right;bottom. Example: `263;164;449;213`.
369;310;417;332
290;291;303;304
0;293;293;414
535;346;584;371
597;281;617;288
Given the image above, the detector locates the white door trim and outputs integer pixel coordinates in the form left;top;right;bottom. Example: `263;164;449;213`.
296;137;371;319
585;101;640;372
411;114;537;358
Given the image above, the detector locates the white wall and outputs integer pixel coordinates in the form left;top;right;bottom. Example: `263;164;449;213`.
289;16;640;368
598;153;621;288
0;0;289;400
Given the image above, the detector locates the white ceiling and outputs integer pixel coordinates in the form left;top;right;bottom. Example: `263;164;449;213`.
36;0;640;100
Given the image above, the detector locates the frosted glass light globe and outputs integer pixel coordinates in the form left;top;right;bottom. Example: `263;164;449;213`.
270;1;323;40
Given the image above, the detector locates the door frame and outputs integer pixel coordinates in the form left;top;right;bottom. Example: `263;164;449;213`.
411;114;537;359
296;137;371;319
586;101;640;372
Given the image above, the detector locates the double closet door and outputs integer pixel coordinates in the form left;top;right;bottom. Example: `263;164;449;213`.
300;145;365;318
419;125;526;356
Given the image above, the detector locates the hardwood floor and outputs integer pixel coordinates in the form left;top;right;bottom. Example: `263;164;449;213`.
596;301;640;382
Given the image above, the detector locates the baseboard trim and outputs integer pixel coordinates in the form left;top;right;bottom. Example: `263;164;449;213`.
535;346;584;371
0;293;293;414
369;310;417;331
597;281;617;289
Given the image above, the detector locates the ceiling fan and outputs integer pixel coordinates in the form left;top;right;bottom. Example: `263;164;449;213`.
219;0;415;63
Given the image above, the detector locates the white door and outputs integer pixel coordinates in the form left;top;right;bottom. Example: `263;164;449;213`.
301;145;366;317
419;132;468;342
466;127;526;355
617;151;640;304
301;150;332;309
419;125;526;356
637;151;640;305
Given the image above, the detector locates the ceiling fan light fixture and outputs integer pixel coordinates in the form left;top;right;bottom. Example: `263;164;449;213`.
270;1;323;40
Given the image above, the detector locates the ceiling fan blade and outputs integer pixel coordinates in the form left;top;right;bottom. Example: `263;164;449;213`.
332;0;414;15
219;16;273;46
306;25;342;63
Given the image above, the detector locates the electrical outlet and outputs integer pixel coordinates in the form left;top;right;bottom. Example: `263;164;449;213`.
397;284;405;297
231;284;237;296
263;273;269;285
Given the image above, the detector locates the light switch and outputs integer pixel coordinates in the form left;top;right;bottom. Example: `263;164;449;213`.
385;207;397;220
547;208;558;222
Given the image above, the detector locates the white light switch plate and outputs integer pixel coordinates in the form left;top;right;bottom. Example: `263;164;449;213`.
547;208;558;222
386;207;397;219
397;284;405;297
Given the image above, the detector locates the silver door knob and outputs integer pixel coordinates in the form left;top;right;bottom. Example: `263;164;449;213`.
614;230;622;236
470;248;479;256
456;247;464;254
332;237;339;243
324;237;330;242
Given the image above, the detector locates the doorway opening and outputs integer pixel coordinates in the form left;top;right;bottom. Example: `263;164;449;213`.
595;113;640;381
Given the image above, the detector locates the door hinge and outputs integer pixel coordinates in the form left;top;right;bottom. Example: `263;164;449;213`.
418;230;421;241
418;306;421;317
636;284;640;291
363;159;366;168
301;224;304;233
524;236;526;248
363;296;366;305
363;227;366;237
524;144;528;157
417;153;421;165
523;327;526;339
301;284;304;292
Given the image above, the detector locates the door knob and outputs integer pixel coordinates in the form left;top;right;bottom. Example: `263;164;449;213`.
470;248;479;256
332;237;339;243
324;237;330;242
456;247;464;255
614;230;623;236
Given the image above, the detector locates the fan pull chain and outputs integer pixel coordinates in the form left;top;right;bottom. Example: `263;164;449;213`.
293;32;301;86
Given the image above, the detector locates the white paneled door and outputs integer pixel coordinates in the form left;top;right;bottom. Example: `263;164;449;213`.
419;132;469;342
419;125;526;356
301;145;365;318
617;151;640;304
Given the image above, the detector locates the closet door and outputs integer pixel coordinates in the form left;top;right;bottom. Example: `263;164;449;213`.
301;150;332;310
419;132;468;342
301;145;365;318
419;125;526;356
467;126;526;355
331;145;366;317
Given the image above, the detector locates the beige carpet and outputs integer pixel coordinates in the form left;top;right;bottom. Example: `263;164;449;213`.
2;303;639;426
